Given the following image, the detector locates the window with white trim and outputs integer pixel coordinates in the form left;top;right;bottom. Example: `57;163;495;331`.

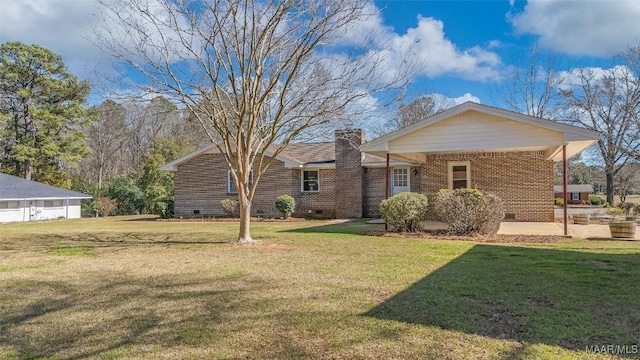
228;170;253;193
302;170;319;192
44;200;64;208
571;192;580;201
0;201;19;209
393;168;408;187
448;161;471;190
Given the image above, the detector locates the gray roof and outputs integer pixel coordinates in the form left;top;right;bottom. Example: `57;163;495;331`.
0;172;92;200
278;142;387;165
554;184;594;193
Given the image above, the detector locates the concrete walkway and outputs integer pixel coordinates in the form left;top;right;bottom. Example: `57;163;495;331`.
367;218;640;239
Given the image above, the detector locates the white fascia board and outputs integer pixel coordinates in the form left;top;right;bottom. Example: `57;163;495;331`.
160;142;304;171
0;196;92;201
363;161;416;168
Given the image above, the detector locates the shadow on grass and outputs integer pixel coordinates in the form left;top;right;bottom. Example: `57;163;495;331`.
364;244;640;352
282;219;383;235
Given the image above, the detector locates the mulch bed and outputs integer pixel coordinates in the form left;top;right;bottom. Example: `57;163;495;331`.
364;230;562;243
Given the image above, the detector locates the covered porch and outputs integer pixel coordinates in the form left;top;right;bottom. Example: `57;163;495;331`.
360;102;600;235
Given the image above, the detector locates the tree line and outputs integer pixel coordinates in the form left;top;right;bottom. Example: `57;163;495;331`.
0;42;209;217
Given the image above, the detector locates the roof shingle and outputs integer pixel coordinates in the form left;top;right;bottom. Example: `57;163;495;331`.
0;172;92;199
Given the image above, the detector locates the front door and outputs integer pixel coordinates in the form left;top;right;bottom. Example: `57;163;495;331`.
392;167;410;195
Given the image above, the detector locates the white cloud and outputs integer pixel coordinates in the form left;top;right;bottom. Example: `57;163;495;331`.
0;0;104;77
344;12;502;82
510;0;640;57
431;92;481;109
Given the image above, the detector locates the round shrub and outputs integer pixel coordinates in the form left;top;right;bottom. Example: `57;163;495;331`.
275;194;296;218
220;198;239;217
555;197;564;206
379;192;429;232
433;188;504;235
589;195;605;206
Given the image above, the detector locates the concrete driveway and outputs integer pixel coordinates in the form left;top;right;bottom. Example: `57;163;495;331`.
369;218;640;239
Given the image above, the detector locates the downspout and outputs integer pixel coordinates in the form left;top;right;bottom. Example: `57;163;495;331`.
562;144;568;236
23;198;27;222
66;196;69;219
385;153;390;231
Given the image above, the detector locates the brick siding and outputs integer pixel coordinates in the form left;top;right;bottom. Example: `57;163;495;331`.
335;129;364;218
174;147;553;221
421;151;554;222
363;166;421;218
174;153;337;218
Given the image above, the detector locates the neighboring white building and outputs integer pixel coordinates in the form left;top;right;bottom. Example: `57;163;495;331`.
0;172;92;223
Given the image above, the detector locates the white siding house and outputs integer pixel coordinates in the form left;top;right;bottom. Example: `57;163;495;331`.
0;172;91;223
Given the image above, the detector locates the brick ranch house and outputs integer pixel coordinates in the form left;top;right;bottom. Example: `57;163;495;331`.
554;184;594;204
162;102;599;221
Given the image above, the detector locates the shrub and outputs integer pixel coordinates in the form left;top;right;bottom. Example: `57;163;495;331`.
589;195;605;206
433;188;505;235
379;192;429;232
555;197;564;206
155;200;174;219
275;194;296;218
220;199;239;217
95;197;118;217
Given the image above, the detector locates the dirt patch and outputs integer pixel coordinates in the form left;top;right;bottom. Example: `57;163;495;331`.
368;289;393;304
363;230;562;243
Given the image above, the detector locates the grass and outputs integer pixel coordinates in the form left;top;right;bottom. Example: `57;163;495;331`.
1;216;639;359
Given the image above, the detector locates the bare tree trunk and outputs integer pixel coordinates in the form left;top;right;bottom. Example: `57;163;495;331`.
606;170;615;205
24;160;32;180
236;201;256;244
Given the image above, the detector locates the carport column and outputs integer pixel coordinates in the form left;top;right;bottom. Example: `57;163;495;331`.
563;144;568;236
385;153;390;231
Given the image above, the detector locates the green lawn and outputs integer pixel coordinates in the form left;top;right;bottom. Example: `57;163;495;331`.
1;216;639;359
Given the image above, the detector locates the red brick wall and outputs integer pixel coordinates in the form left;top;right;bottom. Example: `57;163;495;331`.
422;151;554;222
174;153;335;218
335;129;364;218
363;166;421;218
174;149;554;221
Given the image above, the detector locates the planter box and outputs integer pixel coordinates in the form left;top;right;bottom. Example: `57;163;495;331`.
609;221;637;239
573;214;590;225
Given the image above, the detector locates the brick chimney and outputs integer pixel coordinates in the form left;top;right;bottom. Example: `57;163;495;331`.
335;129;364;218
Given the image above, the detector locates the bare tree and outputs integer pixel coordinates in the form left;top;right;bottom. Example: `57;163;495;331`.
389;95;441;130
614;163;640;203
95;0;414;243
497;45;565;118
83;100;127;192
560;52;640;204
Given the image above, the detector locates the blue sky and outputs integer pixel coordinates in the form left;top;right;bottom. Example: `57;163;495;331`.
1;0;639;108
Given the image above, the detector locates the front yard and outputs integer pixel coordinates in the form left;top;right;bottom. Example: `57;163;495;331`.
1;217;639;359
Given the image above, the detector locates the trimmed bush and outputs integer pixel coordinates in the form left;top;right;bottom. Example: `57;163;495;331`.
555;197;564;206
275;194;296;218
589;195;605;206
220;199;239;217
379;192;429;232
155;200;174;219
433;188;505;235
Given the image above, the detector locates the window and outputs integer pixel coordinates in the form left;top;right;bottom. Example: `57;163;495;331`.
44;199;63;208
571;193;580;201
393;168;408;187
302;170;319;192
228;171;253;193
0;201;19;209
448;161;470;190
